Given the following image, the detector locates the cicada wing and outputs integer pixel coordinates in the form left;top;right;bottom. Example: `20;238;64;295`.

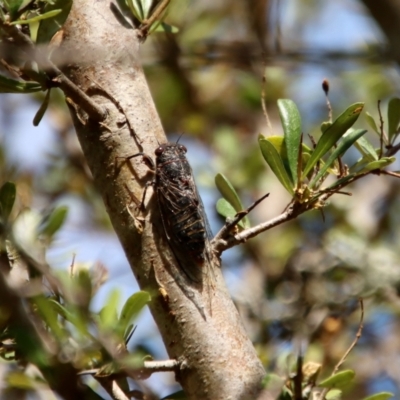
156;185;203;283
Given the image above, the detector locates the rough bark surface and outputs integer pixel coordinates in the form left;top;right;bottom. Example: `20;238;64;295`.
59;1;265;399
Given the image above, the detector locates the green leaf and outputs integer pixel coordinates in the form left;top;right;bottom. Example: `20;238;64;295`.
309;129;367;187
0;74;42;93
36;0;73;44
215;173;250;228
49;299;88;336
216;198;246;229
326;389;342;400
126;0;144;20
357;157;395;173
319;369;355;389
33;89;51;126
324;173;356;193
277;99;302;183
48;298;74;320
262;373;284;390
141;0;153;19
6;371;36;390
160;390;188;400
10;9;62;25
99;289;120;331
39;206;68;238
259;137;294;195
33;296;66;341
303;102;364;178
153;22;179;33
388;97;400;142
354;135;378;161
362;392;394;400
5;0;24;19
365;112;379;134
117;291;151;339
0;182;16;221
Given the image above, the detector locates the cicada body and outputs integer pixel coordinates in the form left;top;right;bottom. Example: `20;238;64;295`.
154;142;213;284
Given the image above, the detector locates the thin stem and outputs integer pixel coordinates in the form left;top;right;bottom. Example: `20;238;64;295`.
318;299;364;400
139;0;171;38
212;193;269;246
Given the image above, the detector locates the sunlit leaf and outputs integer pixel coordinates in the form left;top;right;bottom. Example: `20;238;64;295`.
357;157;395;173
303;103;364;178
387;97;400;142
127;0;144;20
215;173;249;228
319;369;355;389
277;99;302;183
99;289;120;331
117;291;151;339
10;9;62;24
353;135;378;161
153;22;179;33
141;0;153;19
259;137;295;195
365;112;379;134
39;206;68;238
0;182;16;221
0;75;42;93
309;129;367;187
5;371;36;390
326;389;342;400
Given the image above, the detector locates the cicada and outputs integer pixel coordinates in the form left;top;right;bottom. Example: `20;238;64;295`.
128;142;214;288
153;142;214;284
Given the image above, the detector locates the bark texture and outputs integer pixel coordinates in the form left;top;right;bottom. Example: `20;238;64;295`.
59;1;265;399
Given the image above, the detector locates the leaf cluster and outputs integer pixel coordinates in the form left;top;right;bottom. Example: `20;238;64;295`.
0;182;152;399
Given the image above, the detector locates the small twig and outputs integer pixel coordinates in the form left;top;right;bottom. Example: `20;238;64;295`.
78;359;180;377
293;354;303;400
138;0;171;38
97;379;130;400
385;141;400;157
142;359;180;372
319;299;364;400
381;170;400;179
0;21;106;122
212;193;269;245
69;253;76;276
212;202;300;253
261;59;272;132
377;100;387;156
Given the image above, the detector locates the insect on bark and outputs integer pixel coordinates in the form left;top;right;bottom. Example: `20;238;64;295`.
129;142;214;288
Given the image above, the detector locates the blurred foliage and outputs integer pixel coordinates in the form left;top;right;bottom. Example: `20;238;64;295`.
0;181;153;398
0;0;400;399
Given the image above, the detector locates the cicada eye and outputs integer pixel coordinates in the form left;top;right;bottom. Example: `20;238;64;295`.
178;145;187;153
155;146;164;156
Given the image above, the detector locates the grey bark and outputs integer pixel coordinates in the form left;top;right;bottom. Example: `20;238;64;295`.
59;1;265;399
